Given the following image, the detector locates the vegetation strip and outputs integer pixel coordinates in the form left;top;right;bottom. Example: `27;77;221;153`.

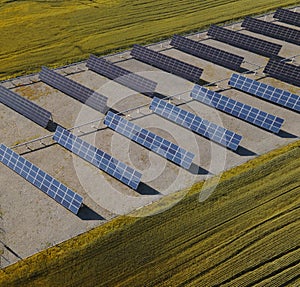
0;139;299;286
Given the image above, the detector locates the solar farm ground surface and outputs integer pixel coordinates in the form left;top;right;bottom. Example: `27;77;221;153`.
0;3;299;286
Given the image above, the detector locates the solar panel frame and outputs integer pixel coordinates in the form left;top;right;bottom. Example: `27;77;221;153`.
104;111;195;169
170;34;244;71
53;126;142;190
149;97;242;151
0;144;83;214
263;58;300;87
0;85;51;128
39;67;108;113
87;54;157;95
207;25;282;58
130;44;203;83
191;85;284;133
229;73;300;112
274;8;300;27
241;17;300;45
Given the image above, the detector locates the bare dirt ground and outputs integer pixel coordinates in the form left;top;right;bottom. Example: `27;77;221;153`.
0;11;299;267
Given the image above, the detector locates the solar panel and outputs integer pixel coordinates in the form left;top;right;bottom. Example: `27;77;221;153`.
104;111;195;169
263;58;300;87
87;54;157;95
229;73;300;112
149;97;242;151
170;34;244;71
241;17;300;45
191;85;284;133
0;85;51;128
39;67;108;113
53;126;142;190
0;144;83;214
130;44;203;83
207;25;282;58
274;8;300;27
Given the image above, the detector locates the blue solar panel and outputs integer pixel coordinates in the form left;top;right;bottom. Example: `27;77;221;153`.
274;8;300;27
39;67;108;113
0;144;83;214
149;97;242;151
87;55;157;96
191;85;284;133
170;34;244;71
104;111;195;169
0;85;52;128
53;126;142;190
229;73;300;113
130;44;203;83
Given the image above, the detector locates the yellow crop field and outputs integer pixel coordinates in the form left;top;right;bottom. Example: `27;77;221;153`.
0;140;299;286
1;0;300;80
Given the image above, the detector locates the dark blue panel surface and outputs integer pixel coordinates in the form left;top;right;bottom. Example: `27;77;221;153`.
207;25;282;58
0;144;82;214
53;126;142;190
130;44;203;83
149;97;242;151
0;85;51;128
242;17;300;45
229;73;300;112
263;59;300;87
39;67;108;113
87;55;157;95
104;111;195;169
274;8;300;27
191;85;284;133
170;34;244;71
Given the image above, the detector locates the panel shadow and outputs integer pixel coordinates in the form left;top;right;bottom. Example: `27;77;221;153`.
277;130;298;139
188;163;211;175
136;182;160;195
77;204;105;220
234;145;257;156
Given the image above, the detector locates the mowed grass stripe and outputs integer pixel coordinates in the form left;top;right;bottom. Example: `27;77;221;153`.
223;246;300;287
254;264;300;287
1;0;300;80
1;142;299;286
115;188;300;287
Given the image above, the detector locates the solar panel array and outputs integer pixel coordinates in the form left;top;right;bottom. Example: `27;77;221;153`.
207;25;282;58
242;17;300;45
0;85;51;128
170;34;244;71
191;85;284;133
130;44;203;83
274;8;300;27
229;73;300;112
149;97;242;150
0;144;83;214
39;67;108;113
87;54;157;95
263;58;300;87
104;111;195;169
53;126;142;190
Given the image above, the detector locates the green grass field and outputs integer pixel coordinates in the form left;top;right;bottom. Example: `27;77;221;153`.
0;141;299;286
1;0;300;80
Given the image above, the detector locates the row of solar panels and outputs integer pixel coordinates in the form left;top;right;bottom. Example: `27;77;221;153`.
1;67;298;211
1;57;298;133
0;8;299;215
